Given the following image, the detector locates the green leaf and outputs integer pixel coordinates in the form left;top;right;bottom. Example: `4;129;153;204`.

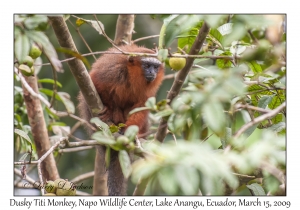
39;88;61;101
33;57;42;75
178;28;198;53
158;167;178;195
263;174;280;194
14;129;32;145
248;84;263;92
23;15;48;29
15;34;30;63
205;15;226;28
230;41;247;55
124;125;139;141
175;166;199;195
119;150;132;179
246;61;263;73
19;153;30;162
220;127;232;149
246;183;266;195
128;107;152;116
163;15;179;25
216;58;232;69
91;131;115;145
203;102;225;135
153;109;173;118
56;47;90;69
240;110;258;139
157;49;168;62
76;18;86;27
75;17;105;35
217;23;233;35
269;96;283;110
258;95;274;109
272;113;283;124
38;79;62;88
164;15;201;47
25;30;48;47
209;28;224;48
118;123;126;128
14;26;22;38
223;22;247;47
109;124;119;133
268;122;285;133
57;92;75;114
90;117;112;137
145;97;156;109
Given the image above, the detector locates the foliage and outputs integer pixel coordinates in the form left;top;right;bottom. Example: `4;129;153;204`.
14;14;286;196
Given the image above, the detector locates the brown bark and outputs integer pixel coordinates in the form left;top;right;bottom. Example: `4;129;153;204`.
22;76;59;181
114;15;135;45
48;16;108;195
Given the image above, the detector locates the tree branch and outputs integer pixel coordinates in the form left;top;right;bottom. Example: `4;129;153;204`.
114;15;135;45
155;22;210;142
234;102;286;138
48;16;105;116
21;73;60;185
48;15;108;196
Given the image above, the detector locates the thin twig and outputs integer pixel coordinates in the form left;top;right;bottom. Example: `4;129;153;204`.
234;103;271;114
248;29;259;44
234;102;286;138
133;35;160;43
36;137;68;195
244;87;285;96
69;134;85;142
70;121;82;136
67;140;100;147
169;131;177;145
70;171;95;184
260;161;286;187
59;146;94;153
163;73;176;80
49;67;58;108
92;14;124;53
68;19;97;61
14;168;38;186
15;161;38;165
37;51;234;67
76;190;91;196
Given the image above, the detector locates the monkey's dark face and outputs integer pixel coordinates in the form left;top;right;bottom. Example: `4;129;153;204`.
141;57;162;82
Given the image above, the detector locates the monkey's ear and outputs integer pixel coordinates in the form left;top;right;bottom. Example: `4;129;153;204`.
128;56;134;63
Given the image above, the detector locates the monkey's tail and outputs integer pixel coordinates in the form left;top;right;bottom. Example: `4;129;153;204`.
107;150;127;195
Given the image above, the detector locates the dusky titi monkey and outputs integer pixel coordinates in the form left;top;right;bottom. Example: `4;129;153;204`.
78;44;164;195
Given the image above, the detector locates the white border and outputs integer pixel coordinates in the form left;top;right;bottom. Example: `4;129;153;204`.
3;0;299;209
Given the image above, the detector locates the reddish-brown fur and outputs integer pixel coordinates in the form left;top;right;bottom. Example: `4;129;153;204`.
88;44;164;134
77;44;164;195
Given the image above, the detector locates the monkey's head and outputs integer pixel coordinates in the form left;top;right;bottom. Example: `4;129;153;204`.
128;56;163;83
